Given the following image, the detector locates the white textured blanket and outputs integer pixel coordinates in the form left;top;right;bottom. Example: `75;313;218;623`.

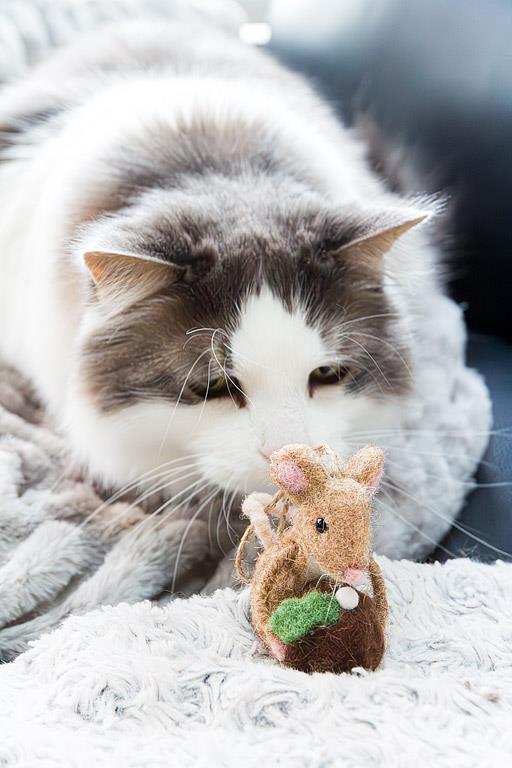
1;557;511;767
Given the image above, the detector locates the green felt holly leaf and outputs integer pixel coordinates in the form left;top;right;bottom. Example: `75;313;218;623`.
268;591;341;644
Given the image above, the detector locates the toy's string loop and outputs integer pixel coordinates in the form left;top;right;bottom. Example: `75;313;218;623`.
235;490;290;584
235;523;255;584
277;497;289;535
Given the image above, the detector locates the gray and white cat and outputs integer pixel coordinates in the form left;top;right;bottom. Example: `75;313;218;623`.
0;18;452;555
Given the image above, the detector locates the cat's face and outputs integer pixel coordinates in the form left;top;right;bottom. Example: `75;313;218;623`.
68;189;423;495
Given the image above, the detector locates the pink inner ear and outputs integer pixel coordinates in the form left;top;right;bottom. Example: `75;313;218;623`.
367;467;383;495
276;459;308;494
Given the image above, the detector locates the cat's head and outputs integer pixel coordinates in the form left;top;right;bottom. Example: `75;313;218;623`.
67;182;427;497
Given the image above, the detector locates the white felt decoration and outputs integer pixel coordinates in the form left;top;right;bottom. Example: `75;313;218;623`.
336;586;360;610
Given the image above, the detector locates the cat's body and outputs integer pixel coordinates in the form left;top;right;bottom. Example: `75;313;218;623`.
0;19;442;539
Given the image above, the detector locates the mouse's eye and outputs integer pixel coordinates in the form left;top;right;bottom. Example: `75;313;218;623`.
315;517;328;533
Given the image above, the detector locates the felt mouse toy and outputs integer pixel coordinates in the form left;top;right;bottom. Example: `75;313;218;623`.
236;444;387;674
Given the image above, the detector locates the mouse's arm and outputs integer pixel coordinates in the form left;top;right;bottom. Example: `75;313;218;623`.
251;541;307;631
241;492;276;548
369;557;388;629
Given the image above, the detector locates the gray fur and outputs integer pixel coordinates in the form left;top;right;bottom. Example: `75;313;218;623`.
0;19;414;412
81;179;408;411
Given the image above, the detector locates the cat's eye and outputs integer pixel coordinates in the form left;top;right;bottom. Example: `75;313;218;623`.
309;365;348;389
192;375;245;405
192;376;229;399
315;517;328;533
208;377;230;396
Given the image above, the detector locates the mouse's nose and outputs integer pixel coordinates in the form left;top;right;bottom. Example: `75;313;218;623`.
343;568;366;586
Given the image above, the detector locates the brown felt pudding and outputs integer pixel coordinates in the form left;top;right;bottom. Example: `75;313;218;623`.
283;592;385;674
236;444;388;674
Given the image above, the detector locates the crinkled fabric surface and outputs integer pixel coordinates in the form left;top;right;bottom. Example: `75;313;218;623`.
1;558;511;768
0;360;239;662
0;0;245;83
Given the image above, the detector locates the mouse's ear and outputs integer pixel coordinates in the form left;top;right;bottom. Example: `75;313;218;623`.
270;444;329;496
342;446;384;496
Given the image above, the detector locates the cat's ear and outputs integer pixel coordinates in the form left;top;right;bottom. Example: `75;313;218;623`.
83;251;183;309
328;208;429;264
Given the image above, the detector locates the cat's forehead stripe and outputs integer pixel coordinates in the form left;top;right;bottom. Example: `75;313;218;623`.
230;287;327;384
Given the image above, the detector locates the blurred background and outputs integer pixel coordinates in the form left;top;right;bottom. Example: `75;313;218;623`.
241;0;512;343
237;0;512;560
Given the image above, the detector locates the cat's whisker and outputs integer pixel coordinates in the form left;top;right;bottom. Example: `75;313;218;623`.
226;488;238;546
344;335;391;390
343;426;503;454
35;459;208;577
183;326;226;351
224;341;270;372
223;485;239;548
316;351;369;370
101;466;202;536
207;489;217;554
129;459;230;546
196;357;213;425
381;454;511;487
97;457;202;505
87;455;227;562
216;476;235;556
344;427;507;439
70;454;205;534
315;343;388;392
145;481;212;537
157;347;211;456
344;331;412;376
209;331;241;413
334;310;403;328
342;438;497;470
124;476;210;546
210;328;253;408
380;479;512;559
186;326;228;338
375;491;459;560
171;485;221;593
216;486;229;553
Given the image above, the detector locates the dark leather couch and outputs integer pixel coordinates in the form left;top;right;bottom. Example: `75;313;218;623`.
267;0;512;561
